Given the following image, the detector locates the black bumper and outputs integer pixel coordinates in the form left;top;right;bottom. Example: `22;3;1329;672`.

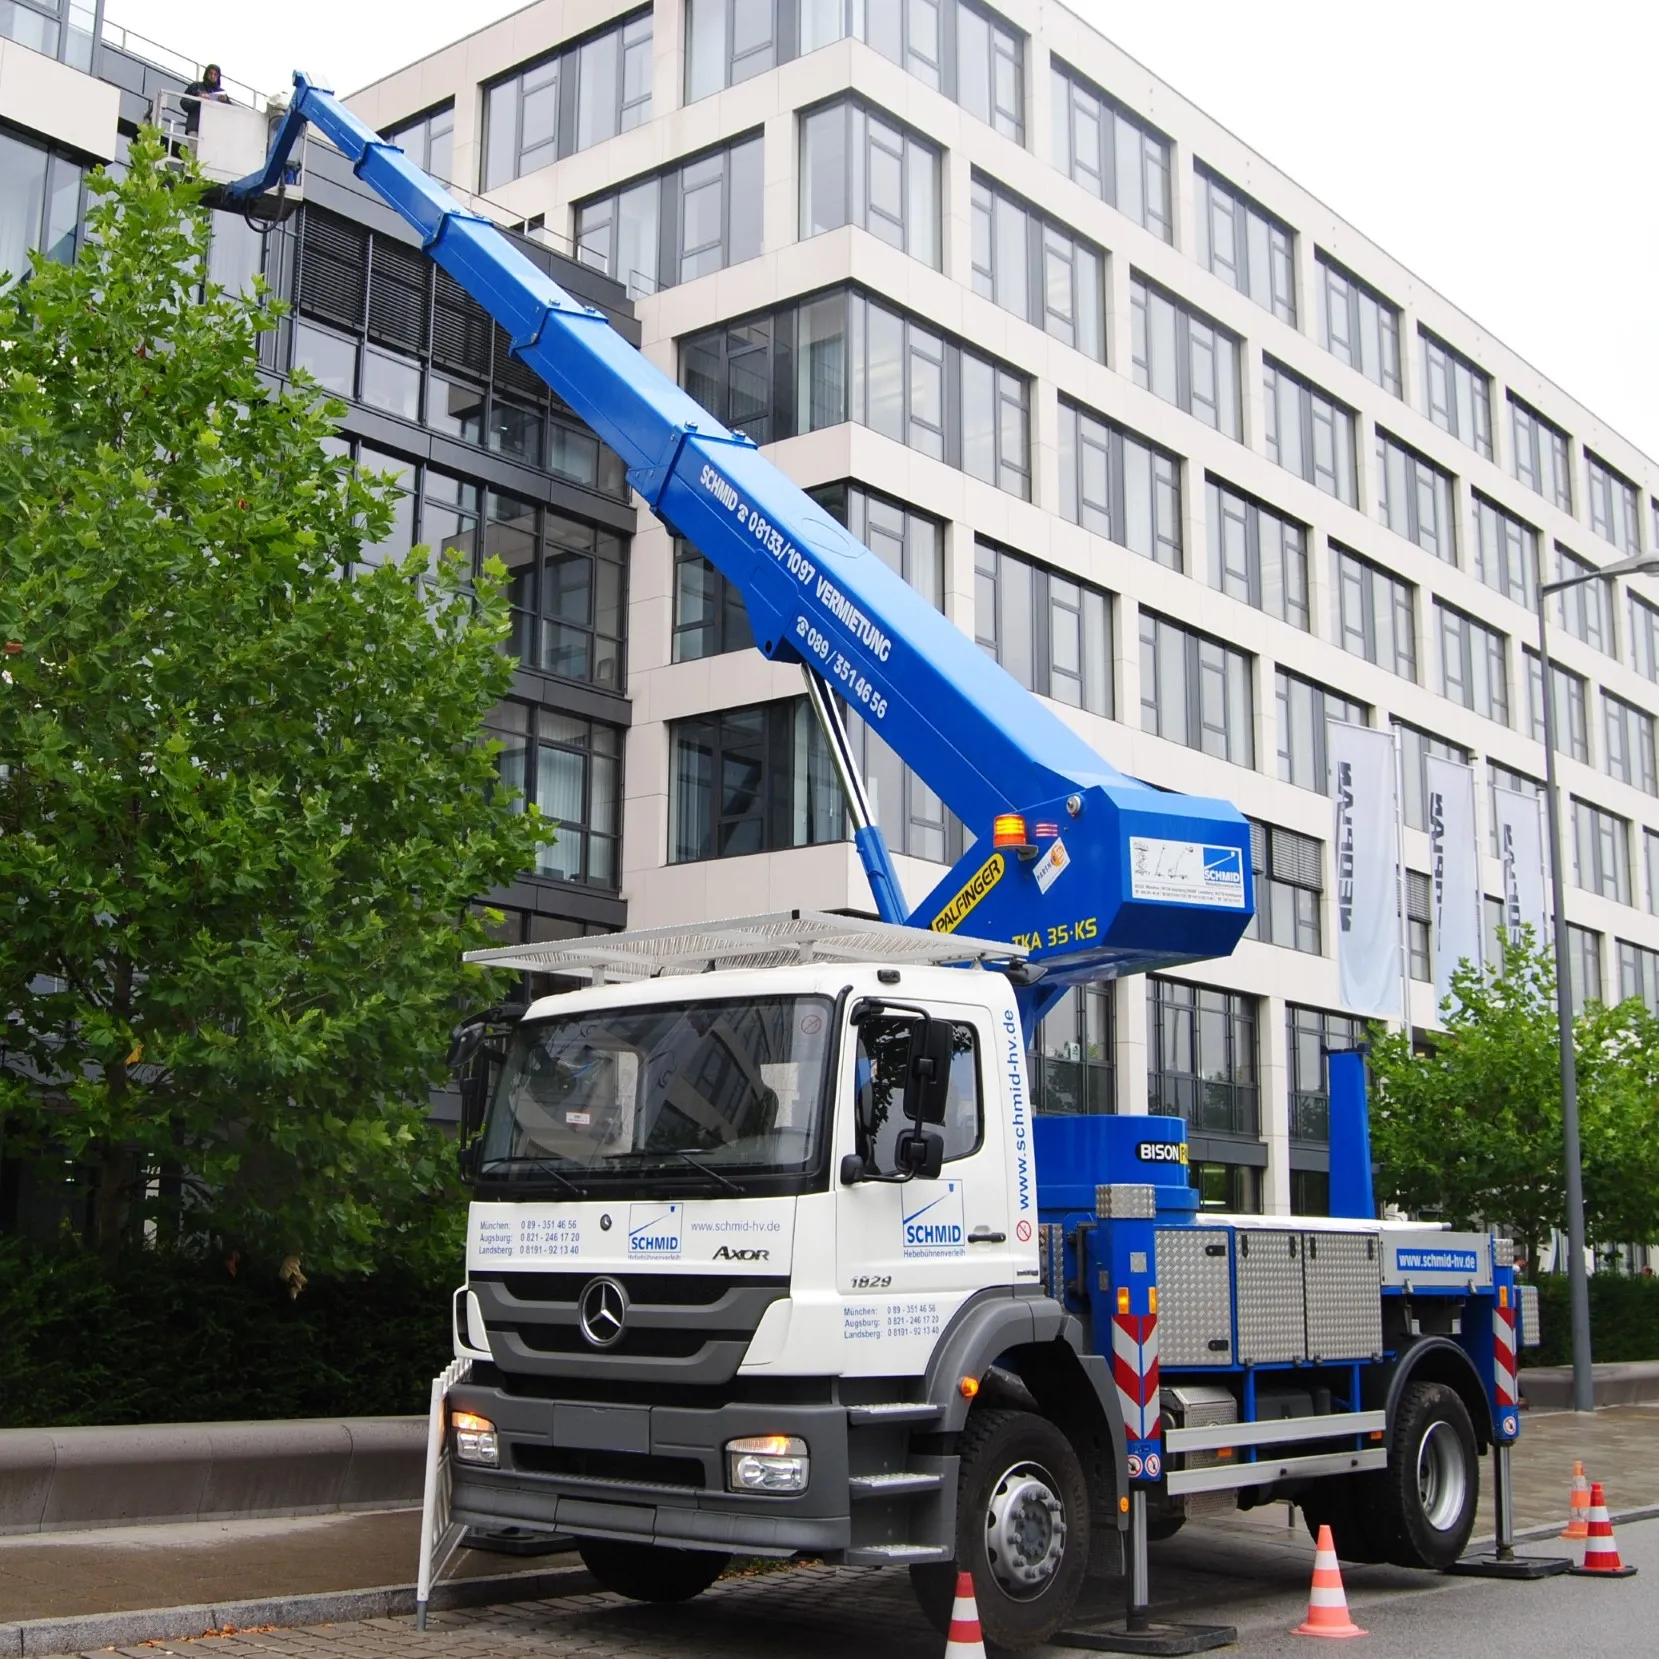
448;1380;851;1556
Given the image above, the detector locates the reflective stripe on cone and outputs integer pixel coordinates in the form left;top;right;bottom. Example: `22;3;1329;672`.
944;1569;989;1658
1571;1483;1638;1578
1293;1524;1367;1639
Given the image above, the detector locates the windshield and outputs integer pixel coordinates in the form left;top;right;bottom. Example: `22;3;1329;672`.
479;994;836;1184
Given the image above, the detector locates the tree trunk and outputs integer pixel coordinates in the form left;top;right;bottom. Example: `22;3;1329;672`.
93;1145;129;1260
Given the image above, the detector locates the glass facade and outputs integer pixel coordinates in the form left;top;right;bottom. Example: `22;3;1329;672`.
1421;328;1492;457
1378;432;1456;563
485;702;622;887
1511;396;1572;512
1286;1006;1365;1142
1030;985;1115;1116
1316;252;1400;395
1587;452;1640;555
1245;821;1323;955
1277;671;1367;792
1208;478;1310;627
1196;167;1295;323
975;539;1113;717
384;104;454;183
0;127;82;287
971;173;1105;360
1336;545;1417;679
1132;276;1241;438
801;100;939;267
1051;58;1171;241
1148;979;1259;1138
1060;400;1182;570
1263;360;1357;506
1139;613;1254;768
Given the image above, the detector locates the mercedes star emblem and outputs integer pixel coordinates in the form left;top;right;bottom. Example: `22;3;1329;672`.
578;1275;628;1348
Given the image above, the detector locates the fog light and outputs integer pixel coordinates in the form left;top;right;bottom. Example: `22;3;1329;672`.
725;1434;809;1493
452;1409;499;1467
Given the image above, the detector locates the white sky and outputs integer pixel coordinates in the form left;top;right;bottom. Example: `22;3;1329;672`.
106;0;1659;461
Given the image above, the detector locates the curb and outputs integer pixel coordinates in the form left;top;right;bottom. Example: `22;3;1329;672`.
0;1560;592;1659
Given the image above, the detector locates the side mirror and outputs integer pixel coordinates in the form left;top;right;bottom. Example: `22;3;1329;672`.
907;1018;954;1126
896;1126;945;1182
839;1152;867;1186
457;1141;480;1182
447;1014;489;1072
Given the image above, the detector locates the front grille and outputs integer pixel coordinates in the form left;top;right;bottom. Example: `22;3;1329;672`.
512;1444;706;1489
496;1372;834;1408
516;1324;716;1360
491;1272;787;1306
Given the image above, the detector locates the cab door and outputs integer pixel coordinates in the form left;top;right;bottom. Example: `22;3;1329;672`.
834;998;1018;1370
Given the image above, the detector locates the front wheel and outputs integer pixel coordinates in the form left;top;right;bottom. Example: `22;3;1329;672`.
576;1538;730;1602
911;1408;1090;1651
1376;1381;1479;1569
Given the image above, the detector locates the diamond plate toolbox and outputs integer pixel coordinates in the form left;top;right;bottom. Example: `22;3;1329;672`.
1235;1229;1306;1363
1302;1231;1382;1361
1156;1228;1234;1366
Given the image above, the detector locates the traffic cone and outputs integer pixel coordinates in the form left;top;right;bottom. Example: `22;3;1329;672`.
944;1570;988;1657
1293;1524;1367;1639
1570;1483;1638;1578
1562;1460;1591;1539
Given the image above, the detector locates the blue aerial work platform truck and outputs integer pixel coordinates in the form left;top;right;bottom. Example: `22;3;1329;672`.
214;78;1546;1651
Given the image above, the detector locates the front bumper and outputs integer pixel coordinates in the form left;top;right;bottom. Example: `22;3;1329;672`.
447;1379;851;1556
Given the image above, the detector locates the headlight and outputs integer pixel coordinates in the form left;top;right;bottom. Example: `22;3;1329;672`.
726;1434;809;1493
452;1409;499;1467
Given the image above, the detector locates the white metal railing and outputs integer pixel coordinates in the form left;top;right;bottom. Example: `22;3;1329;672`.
100;16;268;111
414;1354;473;1630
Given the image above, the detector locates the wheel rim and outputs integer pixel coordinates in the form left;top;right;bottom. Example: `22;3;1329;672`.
984;1460;1068;1599
1416;1420;1467;1531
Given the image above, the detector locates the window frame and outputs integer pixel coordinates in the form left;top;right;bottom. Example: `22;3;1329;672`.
975;537;1113;717
1147;977;1260;1137
1195;164;1296;324
1051;56;1172;242
1420;327;1493;458
1377;430;1457;563
1436;600;1510;726
1139;610;1255;768
1261;358;1357;506
800;97;942;268
1060;398;1183;571
1131;273;1242;439
1277;669;1369;792
1335;543;1418;680
1314;251;1400;395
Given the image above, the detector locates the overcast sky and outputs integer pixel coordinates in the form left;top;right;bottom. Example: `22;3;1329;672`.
107;0;1659;461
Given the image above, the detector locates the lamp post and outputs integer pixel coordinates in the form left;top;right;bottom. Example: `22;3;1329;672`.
1536;549;1659;1413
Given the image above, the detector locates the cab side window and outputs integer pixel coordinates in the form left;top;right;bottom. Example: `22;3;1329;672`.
855;1017;984;1171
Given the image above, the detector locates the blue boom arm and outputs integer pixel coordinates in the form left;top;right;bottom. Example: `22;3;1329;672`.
228;76;1254;1007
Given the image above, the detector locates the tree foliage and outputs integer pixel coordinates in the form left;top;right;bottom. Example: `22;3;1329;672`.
1368;932;1659;1266
0;136;541;1274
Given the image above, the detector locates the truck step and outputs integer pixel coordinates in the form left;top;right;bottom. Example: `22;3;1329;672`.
849;1471;945;1498
844;1543;952;1564
846;1403;942;1426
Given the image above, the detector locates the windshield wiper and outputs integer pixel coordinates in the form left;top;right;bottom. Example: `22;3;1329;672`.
479;1156;588;1198
669;1149;745;1195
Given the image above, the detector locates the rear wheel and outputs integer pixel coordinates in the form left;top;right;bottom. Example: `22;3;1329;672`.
1300;1474;1387;1564
911;1408;1090;1651
576;1538;730;1602
1376;1382;1479;1569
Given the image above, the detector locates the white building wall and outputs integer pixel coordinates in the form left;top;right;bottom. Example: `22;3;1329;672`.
351;0;1659;1211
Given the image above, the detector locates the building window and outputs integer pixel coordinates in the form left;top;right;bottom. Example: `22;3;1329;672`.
952;0;1025;141
1336;544;1417;680
1525;650;1588;762
1287;1006;1365;1142
1262;360;1357;506
1566;923;1604;1014
1245;821;1323;955
1437;602;1508;725
0;0;95;69
1315;252;1400;395
1030;985;1116;1115
1631;595;1659;685
1586;452;1640;556
0;127;83;284
672;540;755;662
1139;612;1254;768
1618;940;1659;1014
801;100;940;268
1395;721;1470;833
1510;396;1572;513
488;493;626;689
1554;547;1614;656
971;174;1105;360
1060;399;1182;571
1421;329;1492;458
847;710;965;864
1648;829;1659;914
1404;869;1431;982
1195;166;1295;323
1378;432;1457;563
577;133;764;297
485;702;622;888
1573;799;1632;906
813;481;944;607
1277;670;1368;792
385;103;454;183
678;288;1031;495
1051;58;1171;242
1208;479;1309;627
1148;979;1259;1137
686;0;779;98
1604;696;1657;796
1132;275;1241;439
483;9;652;188
669;698;842;861
976;539;1113;717
1488;761;1544;855
1473;494;1538;611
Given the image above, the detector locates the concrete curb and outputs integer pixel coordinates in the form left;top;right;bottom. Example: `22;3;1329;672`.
0;1560;592;1658
1518;1361;1659;1411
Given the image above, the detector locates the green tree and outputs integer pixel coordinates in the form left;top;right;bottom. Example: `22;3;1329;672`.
1368;932;1659;1269
0;135;541;1275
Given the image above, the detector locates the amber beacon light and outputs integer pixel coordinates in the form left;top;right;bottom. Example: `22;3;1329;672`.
992;813;1036;857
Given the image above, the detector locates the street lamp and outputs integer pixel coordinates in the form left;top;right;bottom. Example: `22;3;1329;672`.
1536;548;1659;1413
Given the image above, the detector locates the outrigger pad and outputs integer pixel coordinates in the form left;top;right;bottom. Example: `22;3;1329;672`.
1054;1621;1236;1656
1446;1551;1572;1580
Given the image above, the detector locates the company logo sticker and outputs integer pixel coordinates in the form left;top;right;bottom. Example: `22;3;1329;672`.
1394;1248;1479;1274
1129;837;1247;910
713;1245;770;1262
628;1203;682;1258
1033;837;1071;895
902;1181;965;1257
1137;1140;1189;1165
931;853;1005;933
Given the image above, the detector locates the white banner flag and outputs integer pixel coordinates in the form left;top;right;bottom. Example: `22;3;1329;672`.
1425;755;1483;1009
1330;723;1402;1019
1493;787;1549;948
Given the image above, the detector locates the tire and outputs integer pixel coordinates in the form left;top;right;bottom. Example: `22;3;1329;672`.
910;1408;1091;1651
1375;1381;1480;1569
1300;1474;1388;1564
576;1538;731;1602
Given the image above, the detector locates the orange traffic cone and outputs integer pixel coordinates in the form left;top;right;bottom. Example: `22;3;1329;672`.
1570;1483;1638;1578
1293;1524;1367;1639
944;1570;988;1658
1562;1461;1592;1539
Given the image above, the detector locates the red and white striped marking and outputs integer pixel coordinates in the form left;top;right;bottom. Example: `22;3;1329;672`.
945;1569;988;1657
1111;1312;1160;1442
1293;1523;1367;1638
1493;1301;1518;1409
